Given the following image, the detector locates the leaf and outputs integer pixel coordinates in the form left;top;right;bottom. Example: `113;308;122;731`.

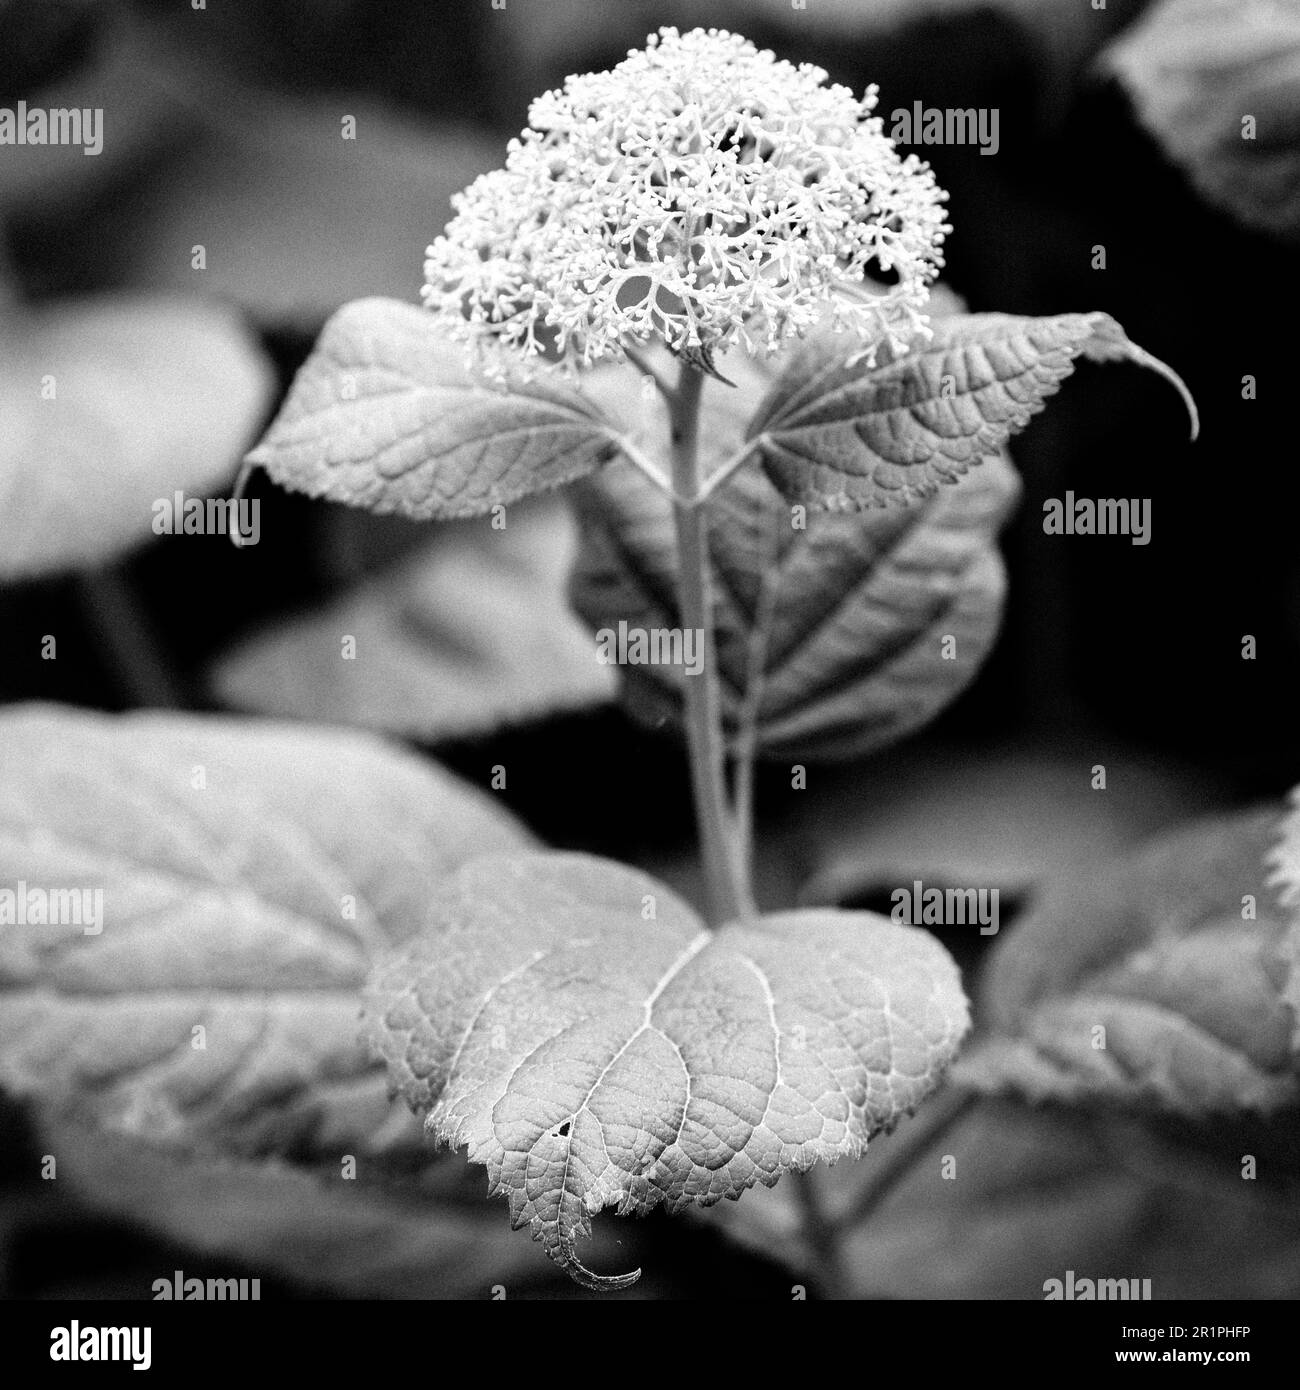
245;297;621;521
365;852;969;1290
119;92;505;325
747;310;1196;510
0;704;533;1155
568;447;1019;761
208;496;616;740
706;1094;1300;1298
35;1116;620;1299
1267;784;1300;908
1103;0;1300;244
0;296;275;580
954;809;1300;1116
794;743;1219;913
1266;785;1300;1050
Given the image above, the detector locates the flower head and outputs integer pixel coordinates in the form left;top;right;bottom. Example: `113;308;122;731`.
423;27;950;374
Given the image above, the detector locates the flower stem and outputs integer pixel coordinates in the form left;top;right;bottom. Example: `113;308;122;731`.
668;363;752;924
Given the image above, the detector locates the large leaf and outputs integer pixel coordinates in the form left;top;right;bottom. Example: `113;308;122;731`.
954;809;1300;1116
1103;0;1300;244
568;449;1018;761
208;497;616;740
0;705;533;1155
747;310;1196;510
245;297;621;520
365;852;969;1291
0;296;274;580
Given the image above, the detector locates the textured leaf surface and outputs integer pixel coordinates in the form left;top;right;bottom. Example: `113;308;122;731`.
955;809;1300;1116
0;705;532;1153
0;296;274;579
246;297;620;519
747;310;1195;509
1104;0;1300;244
569;448;1018;761
208;497;615;740
365;852;969;1290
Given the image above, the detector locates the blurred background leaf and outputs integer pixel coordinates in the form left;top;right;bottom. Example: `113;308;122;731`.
209;497;616;741
1103;0;1300;244
0;295;273;580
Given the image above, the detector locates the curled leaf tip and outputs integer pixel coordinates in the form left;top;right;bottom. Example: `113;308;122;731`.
565;1249;642;1293
1081;312;1199;442
229;458;258;549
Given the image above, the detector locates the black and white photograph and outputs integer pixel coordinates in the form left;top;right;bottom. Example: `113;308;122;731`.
0;0;1297;1348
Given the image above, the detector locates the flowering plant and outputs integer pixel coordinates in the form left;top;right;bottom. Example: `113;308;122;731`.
226;27;1197;1290
423;28;949;373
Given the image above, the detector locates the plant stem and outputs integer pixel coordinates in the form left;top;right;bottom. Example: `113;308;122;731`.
847;1085;979;1227
730;508;784;888
668;363;751;924
793;1170;850;1298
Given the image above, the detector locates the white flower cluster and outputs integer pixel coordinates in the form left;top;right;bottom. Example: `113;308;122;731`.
423;27;950;374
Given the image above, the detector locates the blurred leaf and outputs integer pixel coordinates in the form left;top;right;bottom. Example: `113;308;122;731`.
0;295;274;579
1104;0;1300;243
1267;784;1300;909
793;742;1222;911
1267;785;1300;1049
366;852;969;1290
117;91;501;323
569;448;1018;762
955;809;1300;1115
0;704;533;1156
246;298;621;520
706;1093;1300;1298
748;311;1195;511
209;496;616;741
35;1116;633;1299
0;18;187;224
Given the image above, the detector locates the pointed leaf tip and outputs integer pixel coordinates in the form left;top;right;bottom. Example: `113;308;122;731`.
1081;313;1200;442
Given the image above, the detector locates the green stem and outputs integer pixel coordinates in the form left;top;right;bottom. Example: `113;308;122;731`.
668;363;751;924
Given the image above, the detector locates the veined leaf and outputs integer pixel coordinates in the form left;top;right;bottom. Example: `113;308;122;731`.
1103;0;1300;244
0;705;533;1155
365;852;969;1291
568;448;1018;761
748;310;1196;510
954;809;1300;1116
246;297;621;520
